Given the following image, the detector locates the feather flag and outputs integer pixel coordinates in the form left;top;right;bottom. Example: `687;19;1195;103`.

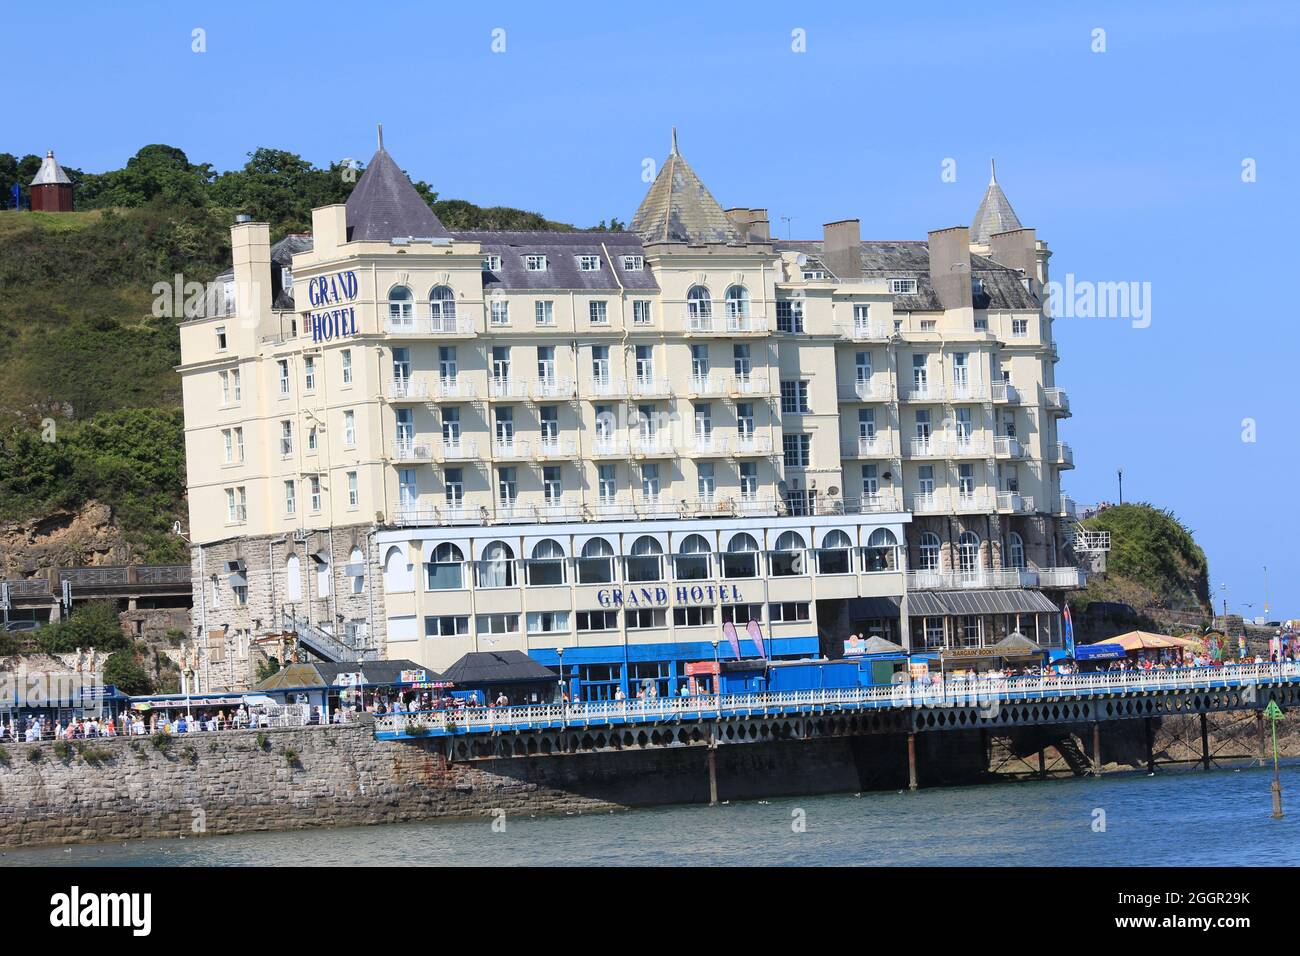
1063;603;1075;658
747;618;767;659
722;621;742;660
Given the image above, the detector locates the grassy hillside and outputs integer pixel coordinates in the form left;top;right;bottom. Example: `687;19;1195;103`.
0;144;597;564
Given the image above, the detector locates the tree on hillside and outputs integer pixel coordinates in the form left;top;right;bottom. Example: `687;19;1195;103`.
104;647;153;695
211;148;358;234
77;144;214;209
35;602;131;655
1080;503;1211;613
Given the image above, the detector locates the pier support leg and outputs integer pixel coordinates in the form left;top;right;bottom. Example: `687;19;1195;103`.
707;735;718;806
1091;721;1102;776
1258;712;1267;767
1200;712;1211;770
1038;743;1046;779
1145;717;1155;774
906;732;918;791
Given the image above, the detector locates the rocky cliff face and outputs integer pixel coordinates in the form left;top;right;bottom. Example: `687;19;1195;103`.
0;502;130;579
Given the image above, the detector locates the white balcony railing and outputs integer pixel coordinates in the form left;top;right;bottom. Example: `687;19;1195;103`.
439;438;478;461
728;373;770;397
900;382;937;402
993;435;1024;458
392;440;433;461
841;378;891;402
388;377;428;400
493;437;532;459
946;380;988;402
1053;442;1074;467
1045;387;1070;413
591;436;631;457
688;375;728;398
432;376;477;400
532;377;576;400
535;436;577;459
630;377;671;399
385;311;476;336
991;382;1020;404
731;434;773;456
996;492;1035;514
909;436;945;458
630;433;675;457
835;320;891;342
687;434;728;456
844;434;891;458
489;377;529;400
587;377;627;398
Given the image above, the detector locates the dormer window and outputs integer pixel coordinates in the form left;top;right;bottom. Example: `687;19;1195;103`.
483;255;501;271
621;255;643;271
889;278;919;295
524;255;548;272
281;267;293;293
577;255;601;272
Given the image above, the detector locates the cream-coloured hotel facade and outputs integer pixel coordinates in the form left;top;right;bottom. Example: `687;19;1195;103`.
178;136;1086;694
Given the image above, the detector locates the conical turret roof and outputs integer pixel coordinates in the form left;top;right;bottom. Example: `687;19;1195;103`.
30;150;71;186
346;134;449;241
970;159;1023;244
631;129;743;245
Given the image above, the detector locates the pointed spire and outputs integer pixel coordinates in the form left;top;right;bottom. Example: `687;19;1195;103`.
30;150;71;186
971;159;1023;244
377;123;384;151
630;134;743;245
346;140;449;241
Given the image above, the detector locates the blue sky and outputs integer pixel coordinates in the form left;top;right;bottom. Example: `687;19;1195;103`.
7;0;1300;617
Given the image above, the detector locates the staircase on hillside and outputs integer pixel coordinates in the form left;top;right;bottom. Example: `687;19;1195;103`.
281;611;379;663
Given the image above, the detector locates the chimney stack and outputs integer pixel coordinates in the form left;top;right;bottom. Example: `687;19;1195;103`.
724;208;770;243
823;219;861;279
987;227;1039;293
927;226;972;310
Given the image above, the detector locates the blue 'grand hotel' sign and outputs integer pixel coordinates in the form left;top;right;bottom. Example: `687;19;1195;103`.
307;271;360;342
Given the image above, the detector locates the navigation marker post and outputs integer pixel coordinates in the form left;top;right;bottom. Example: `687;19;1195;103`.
1264;698;1284;819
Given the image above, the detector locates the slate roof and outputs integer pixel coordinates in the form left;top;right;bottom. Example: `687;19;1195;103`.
456;230;659;292
630;130;745;246
774;239;1039;311
908;589;1059;617
345;145;450;241
970;160;1023;245
253;658;429;690
30;151;71;186
441;650;559;686
214;234;315;311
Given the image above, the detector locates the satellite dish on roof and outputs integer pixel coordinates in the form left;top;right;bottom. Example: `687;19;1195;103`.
795;253;808;266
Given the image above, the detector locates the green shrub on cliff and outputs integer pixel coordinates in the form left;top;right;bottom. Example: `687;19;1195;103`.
104;645;154;696
1077;503;1211;614
34;602;129;655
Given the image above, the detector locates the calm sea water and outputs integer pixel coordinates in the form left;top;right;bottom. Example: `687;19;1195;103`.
4;766;1298;866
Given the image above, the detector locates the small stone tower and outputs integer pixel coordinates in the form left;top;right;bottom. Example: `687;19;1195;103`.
29;150;74;212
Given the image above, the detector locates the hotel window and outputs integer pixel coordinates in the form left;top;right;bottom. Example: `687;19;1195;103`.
341;349;352;385
398;468;418;511
537;346;556;384
1000;463;1020;494
691;344;710;381
696;462;715;500
626;608;667;630
916;409;932;441
589;300;608;325
343;409;356;446
309;476;322;512
346;471;359;508
388;286;414;328
349;546;366;595
693;403;712;443
736;403;755;439
864;528;898;572
687;285;712;324
215;326;227;350
855;352;872;384
439;346;458;384
627;535;664;583
1007;532;1026;570
232;580;248;606
722;532;759;579
1011;318;1029;337
954;407;972;447
222;281;235;315
527;611;570;634
634;345;654;382
494;407;514;447
219;370;231;405
974;316;988;331
776;299;804;333
539;405;560;444
576;255;601;271
591;345;610;384
426;543;465;591
542;465;562;504
482;254;501;272
392;347;411;384
225;486;247;523
958;463;976;500
280;420;293;456
307;426;317;452
958;532;981;578
222;427;244;464
303;355;315;391
917;464;935;498
444;468;464;510
721;604;763;625
425;615;470;638
594;404;613;442
771;530;806;577
959;615;981;646
769;602;810;623
918;532;942;571
816;529;854;575
733;344;751;379
476;613;520;636
621;255;643;271
920;320;937;331
861;463;879;502
477;541;516;588
858;408;876;442
724;285;750;321
640;462;660;500
523;254;547;271
490;299;509;327
674;533;711;581
492;346;511;383
527;538;568;587
889;278;918;295
783;433;810;468
912;354;928;393
395;407;415;449
577;537;616;584
277;359;290;395
632;300;652;325
577;609;619;632
497;466;518;509
673;606;715;628
535;300;554;326
739;461;758;499
952;352;970;389
442;408;464;450
852;303;872;333
429;286;457;331
597;464;617;504
780;380;810;414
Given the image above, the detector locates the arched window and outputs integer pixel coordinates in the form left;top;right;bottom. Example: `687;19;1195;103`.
1007;532;1025;570
770;530;806;577
724;285;750;322
723;532;759;579
958;531;981;578
284;553;302;603
429;285;456;331
425;542;464;591
313;551;331;598
349;546;366;594
918;532;942;571
626;535;663;583
687;286;712;324
864;528;898;572
577;537;615;584
816;529;853;575
527;538;567;587
477;540;515;588
382;546;412;593
388;286;413;328
673;533;712;581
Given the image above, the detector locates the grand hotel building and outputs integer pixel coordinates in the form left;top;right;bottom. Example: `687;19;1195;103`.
179;133;1087;695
